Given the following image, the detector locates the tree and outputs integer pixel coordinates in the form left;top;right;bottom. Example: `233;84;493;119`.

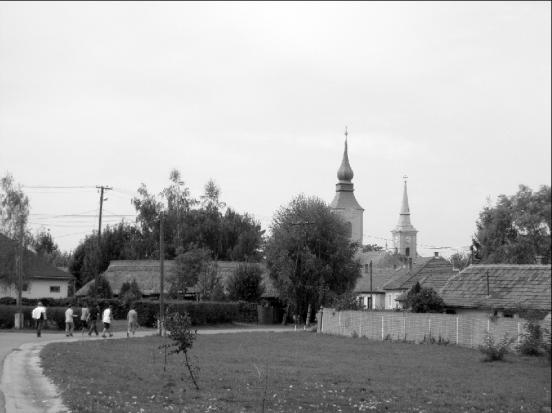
472;185;551;264
404;282;445;313
196;260;224;300
169;247;213;299
93;274;113;299
265;195;361;323
449;251;471;271
0;173;30;308
119;279;142;305
227;263;265;302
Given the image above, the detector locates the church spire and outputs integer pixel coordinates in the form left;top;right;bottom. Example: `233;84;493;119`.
337;126;354;182
398;176;412;227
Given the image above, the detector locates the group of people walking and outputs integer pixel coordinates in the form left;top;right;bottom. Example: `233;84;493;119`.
31;301;139;338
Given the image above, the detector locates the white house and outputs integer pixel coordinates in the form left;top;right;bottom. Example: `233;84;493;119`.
0;233;74;299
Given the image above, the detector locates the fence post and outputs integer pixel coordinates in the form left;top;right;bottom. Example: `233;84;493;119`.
381;316;384;340
428;318;432;338
456;317;459;345
487;319;490;333
338;312;341;335
517;322;521;345
403;315;406;340
359;318;362;338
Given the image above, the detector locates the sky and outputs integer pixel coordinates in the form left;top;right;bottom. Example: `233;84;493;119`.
0;1;550;257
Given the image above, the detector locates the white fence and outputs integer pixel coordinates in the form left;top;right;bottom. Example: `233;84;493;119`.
318;309;527;349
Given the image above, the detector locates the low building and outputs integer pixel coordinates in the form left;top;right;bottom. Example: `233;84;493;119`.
0;234;74;299
381;253;456;309
439;264;552;318
354;267;396;309
74;259;279;300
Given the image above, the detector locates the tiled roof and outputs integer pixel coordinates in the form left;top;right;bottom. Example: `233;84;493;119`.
439;264;552;311
382;256;455;291
0;233;74;281
354;268;400;293
75;259;278;298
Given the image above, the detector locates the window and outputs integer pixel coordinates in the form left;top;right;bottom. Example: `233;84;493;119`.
50;286;61;293
22;283;29;292
405;247;410;257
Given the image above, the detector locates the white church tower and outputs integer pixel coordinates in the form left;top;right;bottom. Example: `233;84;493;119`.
391;177;418;258
330;128;364;245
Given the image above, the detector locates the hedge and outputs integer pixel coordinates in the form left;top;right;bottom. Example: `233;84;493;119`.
133;300;259;327
1;298;259;329
0;304;67;330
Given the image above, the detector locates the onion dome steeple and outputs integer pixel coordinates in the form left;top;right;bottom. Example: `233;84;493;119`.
337;128;354;182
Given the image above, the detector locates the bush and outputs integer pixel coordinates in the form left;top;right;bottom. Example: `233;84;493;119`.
479;333;515;362
227;263;265;302
119;279;142;306
517;321;544;356
332;291;363;311
404;282;445;313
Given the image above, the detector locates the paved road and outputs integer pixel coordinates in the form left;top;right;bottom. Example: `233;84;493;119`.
0;325;297;413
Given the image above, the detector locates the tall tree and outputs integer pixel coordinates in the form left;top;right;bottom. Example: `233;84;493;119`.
472;185;551;264
169;246;213;299
265;195;361;323
0;174;30;303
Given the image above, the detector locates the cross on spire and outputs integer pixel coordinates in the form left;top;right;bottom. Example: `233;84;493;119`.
403;174;408;184
344;126;348;141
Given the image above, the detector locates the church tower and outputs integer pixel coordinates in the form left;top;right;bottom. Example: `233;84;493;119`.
330;128;364;244
391;177;418;257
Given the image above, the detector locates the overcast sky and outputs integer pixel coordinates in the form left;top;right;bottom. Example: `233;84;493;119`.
1;1;550;257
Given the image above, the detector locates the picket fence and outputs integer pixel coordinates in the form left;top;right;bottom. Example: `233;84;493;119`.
318;309;527;349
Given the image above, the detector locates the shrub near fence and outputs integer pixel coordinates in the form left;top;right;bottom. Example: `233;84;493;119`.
319;309;529;350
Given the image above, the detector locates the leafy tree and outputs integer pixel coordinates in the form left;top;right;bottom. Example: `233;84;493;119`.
30;229;72;267
265;195;361;323
0;173;30;304
196;260;224;300
92;275;113;299
332;291;363;311
404;282;445;313
119;279;142;305
449;251;471;271
227;263;265;302
472;185;551;264
362;244;384;252
169;247;213;299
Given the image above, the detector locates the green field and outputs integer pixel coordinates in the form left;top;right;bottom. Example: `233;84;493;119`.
41;331;551;412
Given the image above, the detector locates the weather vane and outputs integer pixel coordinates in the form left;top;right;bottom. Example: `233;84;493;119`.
403;175;408;183
344;126;348;140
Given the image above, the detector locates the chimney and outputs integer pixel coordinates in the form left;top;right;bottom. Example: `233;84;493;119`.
408;257;413;271
434;252;439;258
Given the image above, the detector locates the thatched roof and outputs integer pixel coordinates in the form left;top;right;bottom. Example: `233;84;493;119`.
439;264;552;311
75;260;278;298
0;233;73;281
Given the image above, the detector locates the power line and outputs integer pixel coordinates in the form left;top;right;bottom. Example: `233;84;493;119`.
22;185;96;189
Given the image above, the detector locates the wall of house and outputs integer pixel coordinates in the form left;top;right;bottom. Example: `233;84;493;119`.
0;279;70;299
318;309;528;349
357;293;385;310
385;291;404;310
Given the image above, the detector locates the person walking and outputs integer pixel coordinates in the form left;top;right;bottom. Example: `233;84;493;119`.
65;304;75;337
127;305;139;338
101;305;113;338
88;304;100;336
79;302;90;334
32;301;47;337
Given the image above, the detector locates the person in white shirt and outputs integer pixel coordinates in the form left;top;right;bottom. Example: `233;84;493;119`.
101;305;113;338
65;305;75;337
32;301;47;337
79;303;90;333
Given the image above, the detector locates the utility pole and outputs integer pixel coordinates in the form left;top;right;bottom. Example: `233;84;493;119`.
15;207;25;329
159;212;165;336
95;185;112;304
369;260;373;310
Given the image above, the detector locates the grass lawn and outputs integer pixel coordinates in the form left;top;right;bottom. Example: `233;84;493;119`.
40;332;551;413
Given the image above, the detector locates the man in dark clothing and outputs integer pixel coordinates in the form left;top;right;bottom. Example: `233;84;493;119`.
88;304;100;336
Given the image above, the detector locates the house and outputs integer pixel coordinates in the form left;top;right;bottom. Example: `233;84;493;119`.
438;264;552;318
0;233;74;299
381;253;456;309
354;267;396;309
74;259;279;300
